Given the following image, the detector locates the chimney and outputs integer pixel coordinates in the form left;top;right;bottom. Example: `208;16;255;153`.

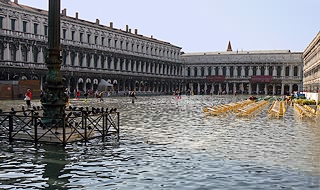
129;29;131;33
110;22;113;28
135;29;138;34
96;19;99;25
14;0;18;4
126;25;129;32
62;8;66;16
75;12;78;19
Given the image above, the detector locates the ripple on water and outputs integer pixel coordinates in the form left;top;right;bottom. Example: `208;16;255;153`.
0;95;320;189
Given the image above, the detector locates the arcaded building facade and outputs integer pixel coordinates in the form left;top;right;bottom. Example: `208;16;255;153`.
181;42;303;95
303;31;320;92
0;0;183;96
0;0;305;97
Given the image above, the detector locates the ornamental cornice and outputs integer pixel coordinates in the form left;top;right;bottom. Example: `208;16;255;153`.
8;10;18;19
32;16;40;23
62;22;68;29
21;13;30;21
70;25;76;31
0;7;7;16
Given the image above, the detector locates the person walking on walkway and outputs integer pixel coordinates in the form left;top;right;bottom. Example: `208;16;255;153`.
25;88;32;108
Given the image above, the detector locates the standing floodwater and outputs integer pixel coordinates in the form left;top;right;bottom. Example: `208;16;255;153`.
0;95;319;189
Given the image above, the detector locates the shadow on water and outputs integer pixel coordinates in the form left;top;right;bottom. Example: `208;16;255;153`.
0;95;320;189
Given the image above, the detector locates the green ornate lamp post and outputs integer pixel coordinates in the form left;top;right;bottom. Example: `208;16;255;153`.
41;0;68;124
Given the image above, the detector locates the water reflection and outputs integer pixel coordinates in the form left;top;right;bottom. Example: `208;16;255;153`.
0;95;319;189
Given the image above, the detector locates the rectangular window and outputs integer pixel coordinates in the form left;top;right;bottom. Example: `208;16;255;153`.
87;34;90;43
63;29;66;39
44;26;48;36
120;41;123;49
71;31;75;40
114;40;117;48
80;33;83;42
0;17;3;29
108;39;111;47
101;37;104;46
95;36;98;44
33;23;38;34
23;21;27;32
126;42;128;50
11;19;15;31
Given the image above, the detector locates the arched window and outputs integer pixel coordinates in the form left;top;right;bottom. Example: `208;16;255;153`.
245;66;249;77
100;55;105;69
62;51;67;65
146;62;149;73
194;67;198;77
285;66;290;76
252;66;257;76
94;54;99;68
187;67;191;77
222;66;227;76
33;47;38;63
201;67;205;77
230;66;234;77
136;61;139;72
86;53;91;67
260;66;265;75
43;47;48;61
10;45;16;61
277;66;282;77
108;56;112;69
79;53;83;67
237;67;242;76
126;60;129;71
294;66;298;76
21;46;28;62
70;52;75;66
0;43;4;60
215;67;219;75
269;66;273;76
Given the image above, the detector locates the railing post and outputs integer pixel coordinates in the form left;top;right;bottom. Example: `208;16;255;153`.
106;112;109;136
102;113;105;141
62;117;66;146
8;115;13;142
117;112;120;141
34;116;38;145
83;111;88;142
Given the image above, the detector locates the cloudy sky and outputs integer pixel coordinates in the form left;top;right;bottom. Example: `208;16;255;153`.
19;0;319;53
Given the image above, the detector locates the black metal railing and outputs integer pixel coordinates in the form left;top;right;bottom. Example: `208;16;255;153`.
0;107;119;146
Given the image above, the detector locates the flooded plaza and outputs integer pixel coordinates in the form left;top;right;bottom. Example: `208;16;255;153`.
0;95;320;189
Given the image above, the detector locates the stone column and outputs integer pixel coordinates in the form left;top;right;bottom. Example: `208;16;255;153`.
265;85;267;95
226;66;230;77
241;66;245;77
257;66;261;75
226;83;229;94
273;66;277;76
204;83;207;95
233;66;237;77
